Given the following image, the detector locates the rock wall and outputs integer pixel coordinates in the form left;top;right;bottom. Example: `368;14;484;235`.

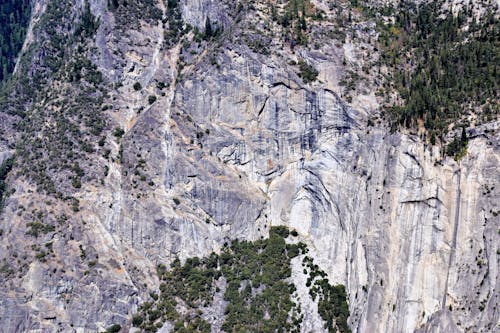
0;0;498;332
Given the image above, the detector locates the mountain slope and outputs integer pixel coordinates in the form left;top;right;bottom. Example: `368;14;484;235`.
0;0;498;332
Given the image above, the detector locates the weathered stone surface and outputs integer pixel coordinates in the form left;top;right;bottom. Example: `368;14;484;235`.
0;0;498;332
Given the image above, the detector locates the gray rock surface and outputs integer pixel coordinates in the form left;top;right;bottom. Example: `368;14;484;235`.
0;0;498;332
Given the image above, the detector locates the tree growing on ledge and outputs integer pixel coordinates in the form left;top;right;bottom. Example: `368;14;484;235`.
204;17;213;39
446;127;468;160
203;16;223;40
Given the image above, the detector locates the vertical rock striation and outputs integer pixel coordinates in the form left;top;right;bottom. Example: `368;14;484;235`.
0;0;498;332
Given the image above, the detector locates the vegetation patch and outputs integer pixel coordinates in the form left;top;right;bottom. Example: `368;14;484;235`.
133;226;350;333
0;156;14;211
303;256;350;333
297;59;319;84
0;0;110;198
26;221;56;238
446;127;469;161
270;0;323;47
110;0;163;31
362;0;499;141
0;0;31;83
164;0;186;48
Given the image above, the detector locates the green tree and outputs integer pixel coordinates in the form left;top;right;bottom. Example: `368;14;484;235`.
0;0;31;82
204;17;213;39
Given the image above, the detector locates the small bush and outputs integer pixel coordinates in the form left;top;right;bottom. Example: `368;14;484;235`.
297;60;319;83
105;324;121;333
26;222;55;237
113;127;125;138
132;315;144;327
270;225;290;238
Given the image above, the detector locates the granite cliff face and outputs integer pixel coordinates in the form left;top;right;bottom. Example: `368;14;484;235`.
0;0;498;332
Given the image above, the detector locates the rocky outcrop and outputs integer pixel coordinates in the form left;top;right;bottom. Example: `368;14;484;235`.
0;0;498;332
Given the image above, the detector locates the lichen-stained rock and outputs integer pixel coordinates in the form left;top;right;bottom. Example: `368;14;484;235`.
0;0;498;332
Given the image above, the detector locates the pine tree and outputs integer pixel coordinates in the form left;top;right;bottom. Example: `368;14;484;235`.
204;17;213;39
460;127;467;144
